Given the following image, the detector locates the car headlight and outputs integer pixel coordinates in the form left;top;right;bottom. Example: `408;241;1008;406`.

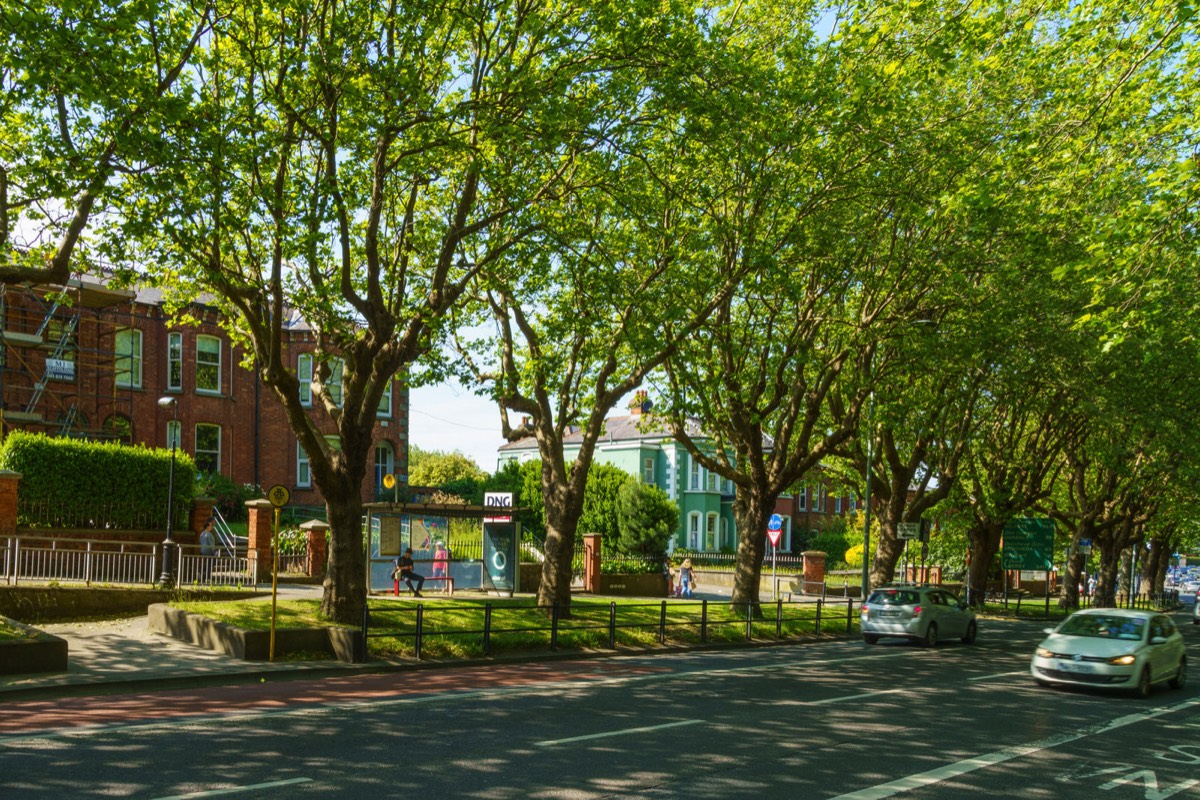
1108;654;1137;666
1036;647;1055;658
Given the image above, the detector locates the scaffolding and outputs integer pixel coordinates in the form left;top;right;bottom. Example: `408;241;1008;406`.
0;275;137;442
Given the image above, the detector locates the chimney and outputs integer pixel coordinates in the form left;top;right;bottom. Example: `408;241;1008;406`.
629;390;648;416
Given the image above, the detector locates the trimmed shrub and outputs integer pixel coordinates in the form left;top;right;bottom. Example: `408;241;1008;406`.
0;431;196;529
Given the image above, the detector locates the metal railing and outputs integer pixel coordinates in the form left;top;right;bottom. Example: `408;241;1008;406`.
2;535;256;588
361;596;859;660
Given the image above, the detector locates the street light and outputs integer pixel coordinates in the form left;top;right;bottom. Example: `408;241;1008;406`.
861;388;875;601
158;396;179;588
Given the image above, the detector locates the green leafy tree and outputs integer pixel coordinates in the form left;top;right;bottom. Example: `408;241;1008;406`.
578;464;634;544
616;481;678;559
408;447;487;503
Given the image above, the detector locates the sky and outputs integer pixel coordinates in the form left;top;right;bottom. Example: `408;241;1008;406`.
408;380;507;472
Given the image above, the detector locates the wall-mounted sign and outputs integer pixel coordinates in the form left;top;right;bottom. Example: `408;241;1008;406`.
45;358;75;381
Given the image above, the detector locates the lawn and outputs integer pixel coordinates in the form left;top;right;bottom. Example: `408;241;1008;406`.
173;595;859;660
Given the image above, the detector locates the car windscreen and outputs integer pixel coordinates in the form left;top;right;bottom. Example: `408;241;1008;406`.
867;590;919;605
1057;614;1147;641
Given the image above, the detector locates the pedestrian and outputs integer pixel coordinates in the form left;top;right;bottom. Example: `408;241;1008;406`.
432;541;449;592
198;517;217;581
663;555;675;598
679;558;695;599
394;547;425;597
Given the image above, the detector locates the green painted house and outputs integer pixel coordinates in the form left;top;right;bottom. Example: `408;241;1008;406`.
496;392;738;553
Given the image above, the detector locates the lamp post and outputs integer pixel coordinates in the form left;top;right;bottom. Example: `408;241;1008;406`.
861;390;875;600
158;396;179;588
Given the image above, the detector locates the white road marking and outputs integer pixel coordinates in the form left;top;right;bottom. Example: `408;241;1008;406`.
803;689;905;705
968;671;1025;682
150;777;312;799
534;719;703;746
828;698;1200;800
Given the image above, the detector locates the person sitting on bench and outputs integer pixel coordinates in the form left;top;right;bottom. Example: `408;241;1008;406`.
395;547;425;597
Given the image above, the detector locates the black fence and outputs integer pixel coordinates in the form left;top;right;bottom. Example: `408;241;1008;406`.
360;597;859;660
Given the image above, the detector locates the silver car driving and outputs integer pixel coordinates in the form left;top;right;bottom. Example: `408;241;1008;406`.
860;585;977;647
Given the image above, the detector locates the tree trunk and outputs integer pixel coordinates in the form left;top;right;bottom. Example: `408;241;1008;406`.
731;490;771;615
1095;546;1123;608
538;500;583;613
869;512;904;589
1060;547;1085;611
966;521;1003;606
320;485;366;624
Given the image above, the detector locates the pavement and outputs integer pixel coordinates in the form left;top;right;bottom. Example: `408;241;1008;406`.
0;582;750;699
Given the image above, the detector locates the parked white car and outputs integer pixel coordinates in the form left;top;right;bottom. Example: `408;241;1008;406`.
1031;608;1186;698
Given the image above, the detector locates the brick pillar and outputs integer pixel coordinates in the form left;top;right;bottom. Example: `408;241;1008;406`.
802;550;827;594
300;519;329;578
246;499;275;581
189;497;217;542
0;470;20;538
583;533;601;593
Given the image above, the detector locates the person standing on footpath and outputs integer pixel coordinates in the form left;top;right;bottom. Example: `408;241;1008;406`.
679;558;695;599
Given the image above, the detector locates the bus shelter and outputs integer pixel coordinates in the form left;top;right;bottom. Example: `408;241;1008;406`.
364;501;522;596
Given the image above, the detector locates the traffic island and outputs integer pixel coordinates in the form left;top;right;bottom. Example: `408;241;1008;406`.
0;616;68;675
148;604;363;663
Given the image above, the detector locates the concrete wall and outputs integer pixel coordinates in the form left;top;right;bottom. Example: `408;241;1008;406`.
0;586;264;623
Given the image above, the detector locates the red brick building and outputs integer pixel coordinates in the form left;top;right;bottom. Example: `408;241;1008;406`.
0;276;407;506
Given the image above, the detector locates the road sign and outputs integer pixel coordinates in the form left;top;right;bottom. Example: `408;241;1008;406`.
267;484;290;508
767;528;782;547
1002;518;1056;570
382;473;396;489
767;514;782;531
897;522;920;540
1079;538;1092;554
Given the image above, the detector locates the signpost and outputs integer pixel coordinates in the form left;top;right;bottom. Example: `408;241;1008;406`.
897;523;919;583
1002;517;1056;609
767;514;782;600
266;484;290;662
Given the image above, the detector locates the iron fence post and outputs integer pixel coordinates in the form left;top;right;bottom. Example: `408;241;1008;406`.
847;597;854;634
359;603;369;663
484;603;492;655
776;599;783;638
815;598;822;635
415;604;424;661
746;602;753;641
609;602;617;650
659;600;667;644
701;600;708;643
551;604;559;651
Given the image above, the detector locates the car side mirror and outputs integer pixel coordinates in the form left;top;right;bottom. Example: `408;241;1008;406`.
1043;628;1055;635
1151;636;1168;645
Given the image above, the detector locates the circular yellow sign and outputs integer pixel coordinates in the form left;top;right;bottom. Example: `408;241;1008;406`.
267;484;291;508
382;473;396;490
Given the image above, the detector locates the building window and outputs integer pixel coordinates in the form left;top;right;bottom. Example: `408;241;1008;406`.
166;419;181;451
167;332;183;391
706;470;719;493
375;441;395;488
688;512;700;549
378;378;392;417
643;457;655;484
835;496;843;514
297;441;311;487
705;513;718;550
720;516;730;550
194;423;221;473
114;328;142;388
196;335;221;393
327;358;344;406
690;457;701;491
721;477;733;495
798;486;807;511
298;353;313;406
103;414;132;444
850;495;857;513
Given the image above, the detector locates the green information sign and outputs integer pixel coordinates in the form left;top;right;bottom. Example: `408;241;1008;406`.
1002;518;1056;570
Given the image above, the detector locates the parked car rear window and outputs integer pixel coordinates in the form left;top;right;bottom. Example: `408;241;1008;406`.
868;590;919;605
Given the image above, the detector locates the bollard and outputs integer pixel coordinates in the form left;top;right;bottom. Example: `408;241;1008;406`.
609;602;617;650
483;603;492;655
415;604;424;660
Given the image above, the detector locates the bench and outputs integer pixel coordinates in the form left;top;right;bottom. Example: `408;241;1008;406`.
393;575;454;596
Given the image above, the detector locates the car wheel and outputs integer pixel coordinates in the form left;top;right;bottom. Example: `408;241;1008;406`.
1170;658;1187;690
961;621;977;644
923;623;938;648
1134;667;1152;699
863;634;879;645
1034;678;1053;688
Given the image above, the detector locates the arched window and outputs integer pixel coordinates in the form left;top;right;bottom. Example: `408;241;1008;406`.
103;414;133;445
375;441;395;488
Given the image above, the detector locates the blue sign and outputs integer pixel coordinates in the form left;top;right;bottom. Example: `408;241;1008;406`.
767;514;783;532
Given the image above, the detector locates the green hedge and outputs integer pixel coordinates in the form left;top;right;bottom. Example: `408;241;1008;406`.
0;431;197;530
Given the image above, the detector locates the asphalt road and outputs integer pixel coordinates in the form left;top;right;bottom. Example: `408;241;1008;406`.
4;612;1200;799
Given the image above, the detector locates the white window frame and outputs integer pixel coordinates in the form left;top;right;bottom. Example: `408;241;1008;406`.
298;353;313;406
375;441;395;488
705;513;718;550
114;328;142;388
327;358;344;407
643;457;655;484
720;516;730;550
690;458;701;491
297;441;312;487
167;332;183;391
196;334;222;394
706;470;719;493
835;496;843;514
166;420;181;451
194;423;221;473
377;377;392;417
687;512;701;549
798;486;807;511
